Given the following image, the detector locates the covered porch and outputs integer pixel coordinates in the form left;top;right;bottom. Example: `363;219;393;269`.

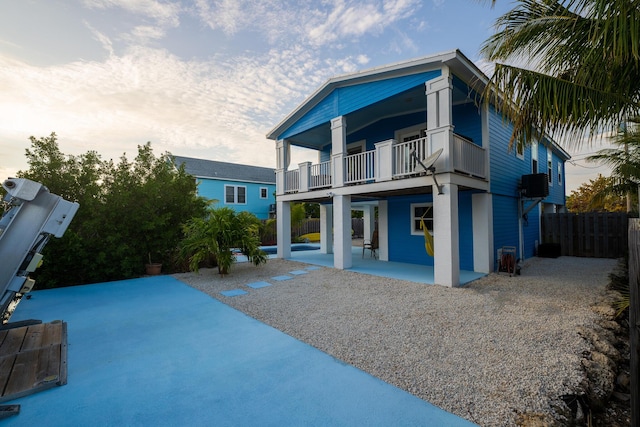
275;245;487;285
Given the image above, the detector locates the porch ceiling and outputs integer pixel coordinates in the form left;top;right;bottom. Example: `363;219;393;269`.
286;83;472;151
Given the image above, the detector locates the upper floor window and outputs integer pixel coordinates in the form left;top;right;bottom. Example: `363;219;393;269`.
547;151;553;186
558;163;563;185
531;142;538;173
225;185;246;204
516;140;524;159
260;187;268;199
410;203;433;236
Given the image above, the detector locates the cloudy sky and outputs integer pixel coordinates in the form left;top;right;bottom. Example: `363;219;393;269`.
0;0;609;193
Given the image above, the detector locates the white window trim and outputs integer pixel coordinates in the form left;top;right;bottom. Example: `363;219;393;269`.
516;140;524;160
557;162;563;185
346;140;366;155
224;184;247;205
259;187;268;199
531;142;538;173
547;151;553;187
395;124;426;143
410;203;433;236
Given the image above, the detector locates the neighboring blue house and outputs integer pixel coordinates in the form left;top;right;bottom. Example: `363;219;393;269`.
173;156;276;220
266;50;569;287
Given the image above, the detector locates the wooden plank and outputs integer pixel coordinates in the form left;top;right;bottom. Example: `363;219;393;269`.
629;219;640;427
3;350;38;397
20;324;44;352
0;328;25;355
0;356;16;396
41;322;62;347
36;345;61;386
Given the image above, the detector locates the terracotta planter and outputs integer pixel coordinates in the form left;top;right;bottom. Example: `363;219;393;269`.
145;263;162;275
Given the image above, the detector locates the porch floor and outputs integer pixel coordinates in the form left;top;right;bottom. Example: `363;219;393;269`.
269;245;487;286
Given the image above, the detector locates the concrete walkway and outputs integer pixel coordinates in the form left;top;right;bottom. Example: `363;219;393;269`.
9;276;476;426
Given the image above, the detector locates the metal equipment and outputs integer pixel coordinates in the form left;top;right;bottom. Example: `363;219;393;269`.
0;178;79;322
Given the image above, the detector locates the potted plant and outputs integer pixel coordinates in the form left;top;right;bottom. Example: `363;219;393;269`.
145;252;162;275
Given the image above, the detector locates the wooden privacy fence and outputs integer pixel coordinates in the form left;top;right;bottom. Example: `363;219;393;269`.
629;219;639;426
260;218;366;245
541;212;629;258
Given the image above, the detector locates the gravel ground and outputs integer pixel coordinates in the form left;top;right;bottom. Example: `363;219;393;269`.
173;256;617;426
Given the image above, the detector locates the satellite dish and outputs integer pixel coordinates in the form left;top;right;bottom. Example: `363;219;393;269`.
420;148;443;170
411;148;444;195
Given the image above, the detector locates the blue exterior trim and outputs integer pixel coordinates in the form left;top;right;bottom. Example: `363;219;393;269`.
278;70;441;140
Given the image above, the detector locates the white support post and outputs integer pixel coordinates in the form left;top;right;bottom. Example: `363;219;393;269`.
275;140;286;196
320;203;333;254
276;200;291;259
433;183;459;287
333;194;352;269
298;162;311;193
331;117;346;188
374;139;394;182
377;200;389;261
425;72;454;173
472;193;493;273
363;205;375;241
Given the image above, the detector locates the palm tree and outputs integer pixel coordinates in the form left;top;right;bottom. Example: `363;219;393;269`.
587;117;640;213
481;0;640;148
180;207;267;275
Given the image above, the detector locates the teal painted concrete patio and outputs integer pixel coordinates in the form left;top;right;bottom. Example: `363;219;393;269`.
268;245;487;285
8;275;477;426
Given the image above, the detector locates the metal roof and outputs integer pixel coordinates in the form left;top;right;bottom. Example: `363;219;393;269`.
173;156;275;184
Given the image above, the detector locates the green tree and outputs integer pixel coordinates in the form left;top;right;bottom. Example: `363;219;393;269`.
566;174;627;213
180;207;267;275
16;134;207;288
481;0;640;148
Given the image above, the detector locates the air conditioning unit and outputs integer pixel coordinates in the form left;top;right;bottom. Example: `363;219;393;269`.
521;173;549;198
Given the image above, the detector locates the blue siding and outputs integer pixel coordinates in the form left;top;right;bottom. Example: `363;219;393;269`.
522;203;540;258
196;178;275;220
386;193;474;271
492;194;521;259
452;103;482;146
279;71;441;139
348;112;426;148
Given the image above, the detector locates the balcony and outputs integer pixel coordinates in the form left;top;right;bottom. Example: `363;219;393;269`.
281;132;486;195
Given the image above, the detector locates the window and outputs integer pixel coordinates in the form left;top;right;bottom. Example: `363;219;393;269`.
516;140;524;159
558;163;563;185
547;151;553;186
411;203;433;236
260;187;268;199
224;185;246;204
531;142;538;173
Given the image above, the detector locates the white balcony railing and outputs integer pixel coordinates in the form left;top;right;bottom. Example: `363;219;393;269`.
453;134;486;178
310;161;332;189
280;132;486;193
392;136;431;177
344;151;375;184
285;169;299;193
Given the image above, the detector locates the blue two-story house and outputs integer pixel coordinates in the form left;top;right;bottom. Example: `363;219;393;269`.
173;156;276;220
267;50;569;287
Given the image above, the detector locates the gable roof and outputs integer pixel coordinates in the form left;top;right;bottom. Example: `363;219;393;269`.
266;49;488;141
173;156;275;184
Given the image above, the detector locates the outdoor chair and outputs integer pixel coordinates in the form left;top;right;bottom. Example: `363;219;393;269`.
362;230;379;259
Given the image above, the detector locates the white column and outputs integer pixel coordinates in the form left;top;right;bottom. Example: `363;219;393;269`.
377;200;389;261
374;139;394;182
333;194;352;269
275;139;287;196
331;117;346;188
433;183;459;287
320;203;333;254
425;72;454;173
472;193;493;273
276;200;291;259
363;205;375;241
298;161;311;193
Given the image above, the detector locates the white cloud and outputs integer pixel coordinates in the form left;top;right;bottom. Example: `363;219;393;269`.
82;0;181;27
